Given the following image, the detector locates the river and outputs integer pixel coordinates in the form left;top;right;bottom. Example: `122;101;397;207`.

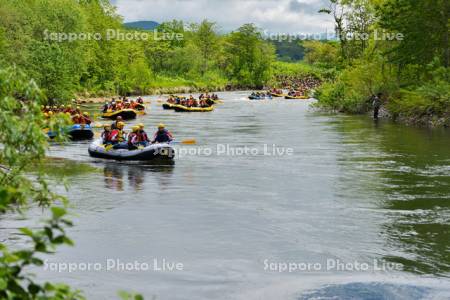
3;91;450;299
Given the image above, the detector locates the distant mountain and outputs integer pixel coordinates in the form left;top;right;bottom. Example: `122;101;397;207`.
123;21;159;31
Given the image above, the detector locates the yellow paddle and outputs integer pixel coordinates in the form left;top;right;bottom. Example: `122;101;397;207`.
180;139;196;145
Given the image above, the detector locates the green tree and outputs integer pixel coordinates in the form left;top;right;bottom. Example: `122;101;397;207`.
224;24;275;87
191;20;219;75
0;67;82;299
303;40;339;67
377;0;449;68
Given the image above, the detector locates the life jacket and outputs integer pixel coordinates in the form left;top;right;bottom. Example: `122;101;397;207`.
128;132;139;146
82;116;92;125
138;130;149;142
72;116;82;124
101;130;111;142
110;129;124;142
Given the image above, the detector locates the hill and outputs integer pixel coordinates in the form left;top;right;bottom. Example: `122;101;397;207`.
123;21;159;30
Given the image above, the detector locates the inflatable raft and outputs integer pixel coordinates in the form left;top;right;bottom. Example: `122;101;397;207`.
135;103;146;111
101;109;137;120
68;124;94;140
47;124;94;141
162;103;177;110
285;95;308;100
269;92;286;97
173;105;214;112
88;139;175;161
249;95;272;100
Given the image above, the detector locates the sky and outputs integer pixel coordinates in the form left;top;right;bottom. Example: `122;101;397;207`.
111;0;334;34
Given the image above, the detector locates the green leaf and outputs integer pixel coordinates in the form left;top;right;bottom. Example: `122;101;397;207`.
51;206;66;219
19;228;34;237
0;278;7;290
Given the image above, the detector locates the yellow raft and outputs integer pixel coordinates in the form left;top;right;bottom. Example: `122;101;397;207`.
173;105;214;112
162;103;177;110
269;92;287;97
285;95;308;100
101;109;138;120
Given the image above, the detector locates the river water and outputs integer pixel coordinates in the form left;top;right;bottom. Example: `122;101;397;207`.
4;91;450;299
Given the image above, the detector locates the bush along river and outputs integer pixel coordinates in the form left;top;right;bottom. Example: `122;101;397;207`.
2;91;449;299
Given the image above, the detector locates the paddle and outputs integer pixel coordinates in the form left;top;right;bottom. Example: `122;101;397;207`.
171;139;196;145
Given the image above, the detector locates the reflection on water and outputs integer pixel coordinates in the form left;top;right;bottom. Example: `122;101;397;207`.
103;162;175;192
103;164;125;191
376;126;450;276
298;282;431;300
334;116;450;276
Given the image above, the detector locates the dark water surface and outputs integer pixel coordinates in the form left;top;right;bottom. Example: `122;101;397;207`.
3;91;450;299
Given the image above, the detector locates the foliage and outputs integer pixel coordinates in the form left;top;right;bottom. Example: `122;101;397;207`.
315;55;398;112
315;0;450;124
270;39;305;62
224;24;275;87
377;0;449;68
0;67;82;299
0;1;288;98
302;40;340;68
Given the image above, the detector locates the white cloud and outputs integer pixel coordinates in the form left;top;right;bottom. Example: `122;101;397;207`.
112;0;334;34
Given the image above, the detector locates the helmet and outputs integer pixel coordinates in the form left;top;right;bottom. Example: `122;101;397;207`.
83;112;89;116
104;124;111;129
132;126;139;132
76;106;80;110
138;123;144;129
60;104;65;108
158;123;165;129
117;122;125;128
48;111;54;116
65;112;71;116
53;106;57;109
45;106;50;109
67;104;72;108
116;116;123;121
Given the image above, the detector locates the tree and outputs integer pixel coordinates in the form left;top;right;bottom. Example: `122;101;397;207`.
303;40;339;67
320;0;375;60
377;0;449;68
224;24;275;87
191;20;219;75
0;67;82;299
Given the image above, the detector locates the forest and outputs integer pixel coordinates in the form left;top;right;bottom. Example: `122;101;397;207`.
313;0;449;126
0;0;277;99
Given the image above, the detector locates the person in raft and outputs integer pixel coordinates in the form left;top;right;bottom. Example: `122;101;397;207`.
111;122;128;149
127;126;140;150
137;123;150;147
152;123;173;144
101;124;113;145
111;116;123;130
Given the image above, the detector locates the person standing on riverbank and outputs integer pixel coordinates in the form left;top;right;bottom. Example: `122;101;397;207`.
372;93;382;120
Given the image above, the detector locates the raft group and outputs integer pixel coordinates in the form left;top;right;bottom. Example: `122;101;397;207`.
43;104;94;140
43;93;222;162
162;93;219;112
